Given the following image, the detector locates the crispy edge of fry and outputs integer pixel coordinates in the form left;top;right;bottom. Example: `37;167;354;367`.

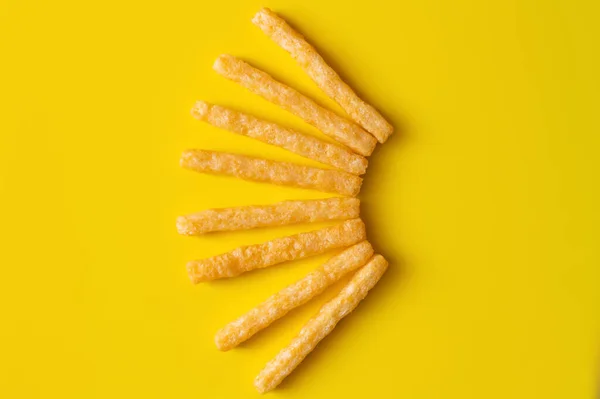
213;54;377;156
254;254;389;393
180;149;363;196
214;241;374;350
191;101;368;175
176;197;360;235
252;8;393;143
186;219;366;283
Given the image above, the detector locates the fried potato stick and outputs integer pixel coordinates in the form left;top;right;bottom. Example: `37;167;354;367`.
215;241;374;350
180;150;362;196
213;54;377;156
191;101;367;175
254;254;388;393
187;219;366;283
177;197;360;235
252;9;393;143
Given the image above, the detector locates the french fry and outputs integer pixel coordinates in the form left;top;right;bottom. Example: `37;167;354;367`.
254;254;388;393
180;150;362;196
213;54;377;156
177;197;360;235
187;219;366;283
252;8;393;143
191;101;367;175
215;241;374;350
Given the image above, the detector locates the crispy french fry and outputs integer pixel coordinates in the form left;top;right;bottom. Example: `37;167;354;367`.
177;197;360;235
252;8;393;143
215;241;374;350
213;54;377;156
254;254;388;393
187;219;366;283
191;101;367;175
180;150;362;196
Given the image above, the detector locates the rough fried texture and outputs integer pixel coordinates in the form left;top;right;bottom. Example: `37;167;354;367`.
191;101;367;175
254;254;388;393
213;54;377;156
252;8;393;143
177;197;360;235
180;150;362;196
187;219;366;283
215;241;374;350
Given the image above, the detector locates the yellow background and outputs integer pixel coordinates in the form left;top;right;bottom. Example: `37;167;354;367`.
1;0;599;398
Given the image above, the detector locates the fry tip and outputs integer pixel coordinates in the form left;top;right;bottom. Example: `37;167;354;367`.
191;101;208;120
186;261;199;284
176;216;191;235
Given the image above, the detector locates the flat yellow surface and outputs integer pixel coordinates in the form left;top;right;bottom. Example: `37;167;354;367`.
1;1;599;398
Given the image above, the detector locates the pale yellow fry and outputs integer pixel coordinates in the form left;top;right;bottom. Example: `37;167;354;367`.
252;8;393;143
215;241;374;351
254;254;388;393
177;197;360;236
180;150;362;196
187;219;366;283
191;101;367;175
213;54;377;156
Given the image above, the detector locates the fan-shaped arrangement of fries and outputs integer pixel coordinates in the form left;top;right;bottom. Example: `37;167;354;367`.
178;8;393;393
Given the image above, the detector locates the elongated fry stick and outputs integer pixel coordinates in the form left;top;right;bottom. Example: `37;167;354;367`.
177;197;360;235
180;150;362;196
187;219;366;283
191;101;368;175
215;241;374;350
254;254;388;393
213;54;377;156
252;8;393;143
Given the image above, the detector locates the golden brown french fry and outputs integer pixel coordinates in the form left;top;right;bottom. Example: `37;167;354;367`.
180;150;362;196
187;219;366;283
254;254;388;393
215;241;374;350
213;54;377;156
191;101;367;174
177;197;360;235
252;8;393;143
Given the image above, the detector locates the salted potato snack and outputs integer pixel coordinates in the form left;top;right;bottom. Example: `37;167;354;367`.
252;8;393;143
180;150;362;196
186;219;366;283
254;254;389;393
177;197;360;235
